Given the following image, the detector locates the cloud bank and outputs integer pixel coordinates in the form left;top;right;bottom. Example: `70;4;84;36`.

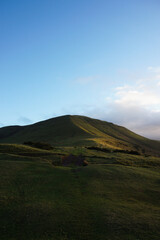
84;67;160;140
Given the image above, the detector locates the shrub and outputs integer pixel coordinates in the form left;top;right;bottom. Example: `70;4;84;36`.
86;146;111;153
61;154;88;167
23;141;53;150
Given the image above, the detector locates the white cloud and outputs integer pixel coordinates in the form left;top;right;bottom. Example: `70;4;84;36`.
83;67;160;140
108;73;160;139
115;86;160;107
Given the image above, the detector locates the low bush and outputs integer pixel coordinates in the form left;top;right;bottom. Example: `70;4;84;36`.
23;141;53;150
61;154;88;167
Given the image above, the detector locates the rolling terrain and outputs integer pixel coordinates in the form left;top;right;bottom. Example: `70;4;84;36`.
0;115;160;240
0;115;160;156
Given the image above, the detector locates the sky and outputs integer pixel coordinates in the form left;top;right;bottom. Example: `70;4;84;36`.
0;0;160;139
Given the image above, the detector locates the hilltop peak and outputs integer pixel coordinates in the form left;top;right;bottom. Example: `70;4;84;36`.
0;115;160;156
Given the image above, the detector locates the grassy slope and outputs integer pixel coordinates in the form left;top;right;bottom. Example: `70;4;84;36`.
1;115;160;240
0;115;160;156
0;157;160;240
71;115;160;155
0;115;92;146
0;144;160;239
1;143;160;168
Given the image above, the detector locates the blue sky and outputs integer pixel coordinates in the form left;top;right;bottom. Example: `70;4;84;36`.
0;0;160;139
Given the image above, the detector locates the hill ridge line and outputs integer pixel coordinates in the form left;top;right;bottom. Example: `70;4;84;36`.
0;115;160;156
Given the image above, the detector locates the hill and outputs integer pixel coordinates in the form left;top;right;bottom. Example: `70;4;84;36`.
0;116;160;240
0;115;160;156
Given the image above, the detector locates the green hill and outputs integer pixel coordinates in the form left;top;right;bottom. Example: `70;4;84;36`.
0;116;160;240
0;115;160;156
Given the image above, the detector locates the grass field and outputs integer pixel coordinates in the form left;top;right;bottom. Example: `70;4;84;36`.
0;144;160;240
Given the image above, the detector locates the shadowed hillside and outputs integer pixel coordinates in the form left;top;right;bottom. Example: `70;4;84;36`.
0;116;160;240
0;115;160;156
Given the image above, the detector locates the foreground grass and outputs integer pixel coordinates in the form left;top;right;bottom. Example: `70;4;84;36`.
0;156;160;240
